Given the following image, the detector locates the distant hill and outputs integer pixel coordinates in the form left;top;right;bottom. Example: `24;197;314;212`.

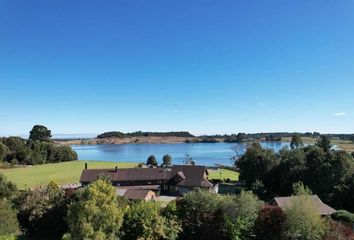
97;131;195;139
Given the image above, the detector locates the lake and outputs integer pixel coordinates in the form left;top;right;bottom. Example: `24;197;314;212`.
71;142;290;166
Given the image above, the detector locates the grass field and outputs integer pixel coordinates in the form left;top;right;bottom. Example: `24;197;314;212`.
208;169;239;181
0;161;137;190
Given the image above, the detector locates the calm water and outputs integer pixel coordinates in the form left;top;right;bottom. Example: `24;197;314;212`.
71;142;290;166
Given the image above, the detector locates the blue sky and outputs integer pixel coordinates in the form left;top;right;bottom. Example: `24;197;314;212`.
1;0;354;136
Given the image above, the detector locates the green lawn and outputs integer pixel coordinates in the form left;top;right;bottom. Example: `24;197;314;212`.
208;168;239;181
0;161;137;190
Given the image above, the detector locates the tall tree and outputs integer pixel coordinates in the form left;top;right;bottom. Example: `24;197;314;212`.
237;143;277;187
29;125;52;142
64;179;124;240
146;155;158;166
290;135;303;149
0;143;10;162
162;154;172;166
315;135;332;152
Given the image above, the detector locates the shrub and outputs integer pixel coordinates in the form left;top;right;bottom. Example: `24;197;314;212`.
0;199;20;237
324;220;354;240
219;191;262;240
122;201;181;240
283;195;327;240
332;210;354;224
64;179;124;240
16;182;68;238
176;189;221;239
0;174;17;200
255;205;285;240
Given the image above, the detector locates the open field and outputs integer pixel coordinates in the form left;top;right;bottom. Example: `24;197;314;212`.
0;161;137;190
208;169;239;181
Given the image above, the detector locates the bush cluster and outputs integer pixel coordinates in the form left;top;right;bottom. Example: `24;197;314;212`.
0;137;77;166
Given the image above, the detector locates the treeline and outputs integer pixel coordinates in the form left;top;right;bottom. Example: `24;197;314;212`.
97;131;195;139
209;132;354;142
236;136;354;212
0;125;77;166
185;137;219;143
1;177;352;239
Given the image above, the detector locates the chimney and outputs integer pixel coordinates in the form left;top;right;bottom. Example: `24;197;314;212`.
85;163;88;170
115;166;118;172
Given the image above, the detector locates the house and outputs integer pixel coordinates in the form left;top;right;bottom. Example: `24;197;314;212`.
80;164;213;196
270;195;336;216
117;188;156;201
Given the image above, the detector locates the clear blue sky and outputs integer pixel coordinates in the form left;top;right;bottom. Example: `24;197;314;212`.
1;0;354;136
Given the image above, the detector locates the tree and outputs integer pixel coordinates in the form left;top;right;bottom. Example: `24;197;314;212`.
162;154;172;166
237;143;277;187
146;155;158;166
176;189;221;239
0;199;20;238
264;149;306;196
0;174;17;200
29;125;52;142
48;145;78;163
315;135;332;152
255;206;285;240
290;135;303;149
122;201;181;240
283;194;327;240
16;182;68;238
64;179;124;240
292;181;312;196
219;191;262;240
0;143;10;162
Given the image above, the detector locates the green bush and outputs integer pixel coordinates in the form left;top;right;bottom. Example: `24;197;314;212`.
0;199;20;237
122;201;181;240
331;210;354;224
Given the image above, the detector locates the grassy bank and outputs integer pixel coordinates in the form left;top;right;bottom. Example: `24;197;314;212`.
208;169;239;181
0;161;137;190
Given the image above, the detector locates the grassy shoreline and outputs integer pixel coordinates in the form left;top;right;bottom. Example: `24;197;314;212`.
0;161;137;190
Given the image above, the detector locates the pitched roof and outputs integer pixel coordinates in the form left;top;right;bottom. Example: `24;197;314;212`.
80;165;213;188
272;195;336;215
117;189;156;200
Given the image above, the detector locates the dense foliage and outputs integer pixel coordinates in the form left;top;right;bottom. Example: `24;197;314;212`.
185;137;219;143
290;135;304;149
255;206;285;240
331;210;354;225
97;131;194;138
0;199;20;238
162;154;172;166
122;201;181;240
16;182;68;239
29;125;52;142
0;174;17;199
283;194;327;240
175;189;263;240
146;155;158;166
0;136;77;166
64;179;124;240
236;139;354;212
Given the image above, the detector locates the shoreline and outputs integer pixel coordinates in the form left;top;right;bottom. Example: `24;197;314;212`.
56;136;354;153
